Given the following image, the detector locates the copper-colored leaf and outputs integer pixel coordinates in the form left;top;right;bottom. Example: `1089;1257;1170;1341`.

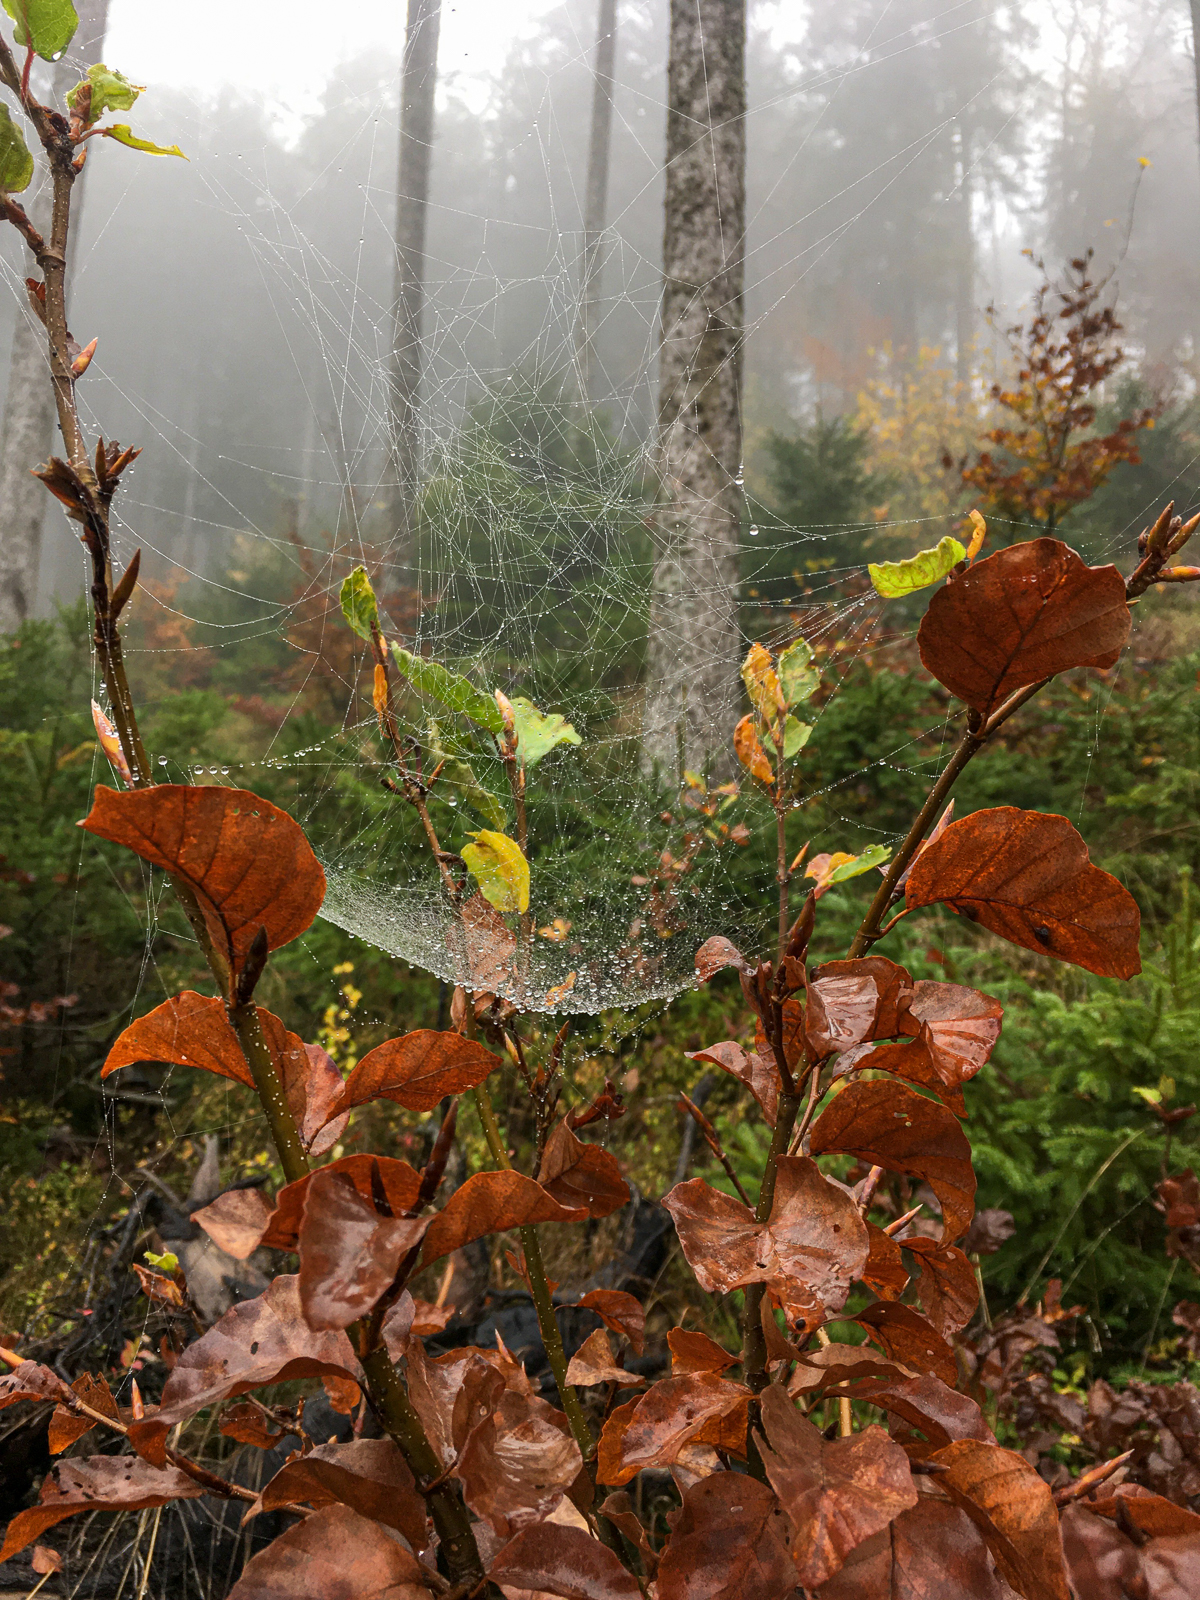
906;1237;979;1338
296;1043;350;1157
789;1343;917;1394
917;538;1129;715
256;1438;426;1551
489;1521;642;1599
537;1121;629;1218
0;1457;205;1563
855;1302;958;1388
667;1327;739;1376
128;1276;361;1464
930;1438;1071;1600
1086;1488;1200;1539
219;1400;285;1449
686;1040;780;1122
1059;1498;1200;1600
565;1329;645;1389
806;957;912;1057
734;714;775;784
420;1170;585;1268
0;1360;70;1412
226;1503;427;1599
905;807;1141;980
906;980;1003;1088
192;1187;274;1260
832;1372;994;1452
655;1472;797;1600
261;1155;422;1251
596;1372;749;1486
406;1344;507;1472
81;785;325;977
31;1546;62;1575
457;1388;583;1537
298;1170;429;1331
664;1156;869;1335
861;1221;908;1301
456;891;517;992
756;1384;917;1589
809;1080;975;1244
815;1496;1010;1600
578;1289;645;1356
47;1372;118;1455
693;935;753;981
321;1373;362;1415
332;1029;497;1117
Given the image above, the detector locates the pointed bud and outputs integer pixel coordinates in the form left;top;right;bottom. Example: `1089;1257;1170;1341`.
91;700;132;785
71;337;98;378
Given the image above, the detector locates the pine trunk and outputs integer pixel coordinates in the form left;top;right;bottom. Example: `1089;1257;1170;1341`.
576;0;618;404
381;0;442;581
0;0;110;631
642;0;746;779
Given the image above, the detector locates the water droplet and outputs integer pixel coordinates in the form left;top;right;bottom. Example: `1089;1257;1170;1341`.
749;524;759;538
157;757;167;767
221;767;230;775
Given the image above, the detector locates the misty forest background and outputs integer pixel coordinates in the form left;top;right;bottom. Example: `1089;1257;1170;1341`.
8;0;1200;1396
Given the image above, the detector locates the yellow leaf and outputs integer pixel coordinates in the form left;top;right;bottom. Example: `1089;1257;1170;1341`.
740;642;784;725
966;509;986;562
462;829;530;914
734;714;775;784
372;663;388;733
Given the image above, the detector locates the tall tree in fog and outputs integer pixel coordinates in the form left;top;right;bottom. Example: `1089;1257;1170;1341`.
382;0;441;574
575;0;618;402
0;0;109;631
642;0;745;777
1192;4;1200;183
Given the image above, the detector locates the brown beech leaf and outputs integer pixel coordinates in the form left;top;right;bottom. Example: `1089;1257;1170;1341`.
406;1343;507;1471
377;1292;463;1360
596;1373;749;1486
81;785;325;977
906;1237;979;1338
832;1372;994;1452
219;1400;285;1449
815;1496;1010;1600
1059;1499;1200;1600
757;1384;917;1589
457;1388;583;1537
296;1043;349;1156
663;1156;869;1335
192;1187;275;1260
261;1156;423;1251
0;1457;205;1562
322;1373;362;1415
917;538;1129;715
855;1302;958;1388
456;891;517;992
790;1342;917;1394
298;1170;429;1331
930;1438;1071;1600
598;1491;660;1578
846;1036;966;1116
578;1289;645;1356
905;807;1141;981
331;1029;497;1117
806;957;912;1057
565;1329;646;1389
420;1170;586;1268
667;1327;739;1376
686;1040;780;1122
255;1438;426;1552
31;1546;62;1575
489;1521;642;1599
861;1221;908;1301
655;1472;798;1600
906;980;1003;1089
0;1360;71;1412
694;935;753;981
128;1275;361;1465
537;1121;629;1218
225;1503;427;1600
48;1372;117;1456
809;1080;975;1244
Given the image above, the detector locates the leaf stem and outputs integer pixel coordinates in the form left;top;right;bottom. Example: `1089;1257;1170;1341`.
228;1002;310;1187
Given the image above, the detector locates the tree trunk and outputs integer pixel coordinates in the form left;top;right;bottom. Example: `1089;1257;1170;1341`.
381;0;442;581
953;121;974;388
0;0;110;632
1192;4;1200;194
575;0;618;404
641;0;746;779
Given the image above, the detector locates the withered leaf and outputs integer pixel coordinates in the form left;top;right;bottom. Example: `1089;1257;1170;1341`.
419;1170;585;1269
596;1373;749;1486
81;785;325;978
226;1503;427;1599
832;1372;994;1452
331;1029;497;1117
694;935;753;981
917;538;1129;715
578;1288;645;1356
756;1385;917;1589
192;1187;275;1260
1087;1487;1200;1540
31;1546;62;1575
963;1208;1016;1256
565;1329;646;1389
489;1521;642;1599
930;1438;1071;1600
219;1400;285;1449
128;1275;361;1465
255;1438;426;1552
298;1170;429;1331
457;1388;583;1537
47;1372;119;1455
855;1302;958;1388
655;1472;798;1600
806;957;912;1057
905;807;1141;981
667;1327;739;1376
456;891;516;993
664;1156;869;1335
686;1040;780;1122
790;1342;916;1394
815;1496;1010;1600
406;1344;506;1472
809;1080;975;1244
0;1360;71;1412
906;980;1003;1089
537;1120;630;1218
861;1221;907;1301
261;1155;422;1252
0;1457;205;1563
906;1237;979;1338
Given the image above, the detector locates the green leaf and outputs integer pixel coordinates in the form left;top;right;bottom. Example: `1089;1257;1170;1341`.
869;535;965;599
428;722;506;829
3;0;76;60
143;1249;178;1273
778;639;820;706
0;102;32;193
390;644;503;733
339;567;378;641
827;844;892;884
782;715;812;760
461;829;529;914
511;696;581;769
100;125;187;159
67;64;141;121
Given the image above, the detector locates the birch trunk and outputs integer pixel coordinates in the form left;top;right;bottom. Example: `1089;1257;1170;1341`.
576;0;617;404
954;121;974;388
641;0;746;778
0;0;110;631
381;0;441;580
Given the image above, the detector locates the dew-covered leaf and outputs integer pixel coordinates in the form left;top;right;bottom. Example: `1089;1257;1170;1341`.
816;1497;1010;1600
782;714;812;759
0;1457;204;1563
655;1472;797;1600
462;828;529;915
779;637;819;705
332;1029;497;1117
596;1373;749;1486
740;642;784;724
261;1155;422;1252
686;1040;779;1122
338;566;377;640
511;695;581;768
419;1170;585;1269
666;1327;739;1376
298;1170;429;1331
0;104;32;194
831;1372;994;1451
226;1503;428;1600
869;534;965;598
733;714;774;783
390;643;503;732
854;1301;958;1387
565;1328;646;1388
693;936;753;982
578;1288;645;1356
67;63;141;119
255;1438;426;1552
905;1237;980;1339
537;1120;629;1218
3;0;76;61
489;1521;642;1599
457;1387;582;1536
929;1439;1071;1600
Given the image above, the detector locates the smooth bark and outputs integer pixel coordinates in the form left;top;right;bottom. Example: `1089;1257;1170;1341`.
575;0;617;403
642;0;746;778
